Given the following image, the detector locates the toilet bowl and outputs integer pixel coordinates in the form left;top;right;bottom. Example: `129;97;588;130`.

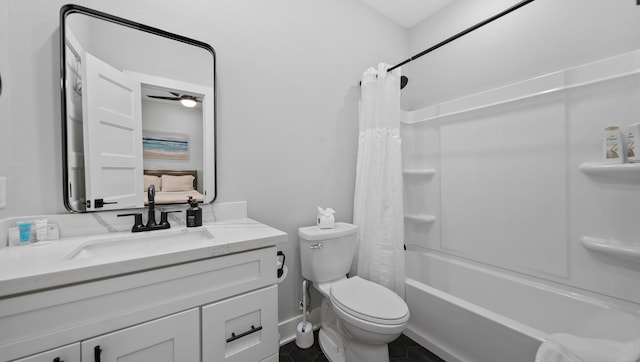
299;223;409;362
329;276;409;362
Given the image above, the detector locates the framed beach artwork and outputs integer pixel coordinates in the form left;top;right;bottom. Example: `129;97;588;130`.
142;130;189;160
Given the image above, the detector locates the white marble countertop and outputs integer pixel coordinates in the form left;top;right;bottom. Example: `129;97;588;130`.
0;218;287;298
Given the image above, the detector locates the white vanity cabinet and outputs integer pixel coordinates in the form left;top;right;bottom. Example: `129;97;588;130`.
81;308;200;362
1;245;281;362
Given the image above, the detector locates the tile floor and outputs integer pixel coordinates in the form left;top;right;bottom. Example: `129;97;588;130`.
279;330;445;362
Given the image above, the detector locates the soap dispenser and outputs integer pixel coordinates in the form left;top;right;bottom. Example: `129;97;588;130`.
186;196;202;227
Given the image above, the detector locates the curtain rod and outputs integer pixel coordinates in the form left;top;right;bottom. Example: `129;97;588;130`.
387;0;537;73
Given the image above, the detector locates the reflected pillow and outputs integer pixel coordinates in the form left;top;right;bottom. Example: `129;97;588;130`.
144;175;161;191
161;174;194;192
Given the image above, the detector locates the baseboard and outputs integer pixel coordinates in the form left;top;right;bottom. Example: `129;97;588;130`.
278;308;321;345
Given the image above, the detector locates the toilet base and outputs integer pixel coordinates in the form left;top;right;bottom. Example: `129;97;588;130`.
318;326;391;362
319;328;345;362
345;337;389;362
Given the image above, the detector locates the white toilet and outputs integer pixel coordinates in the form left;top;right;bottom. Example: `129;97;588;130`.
299;222;409;362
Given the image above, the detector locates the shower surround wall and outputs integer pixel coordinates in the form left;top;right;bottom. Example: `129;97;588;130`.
401;49;640;361
401;0;640;360
403;0;640;299
402;47;640;303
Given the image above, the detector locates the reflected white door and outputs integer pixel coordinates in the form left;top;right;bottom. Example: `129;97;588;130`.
64;30;86;211
82;52;143;211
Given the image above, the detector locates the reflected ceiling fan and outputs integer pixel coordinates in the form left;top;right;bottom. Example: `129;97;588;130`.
147;92;201;108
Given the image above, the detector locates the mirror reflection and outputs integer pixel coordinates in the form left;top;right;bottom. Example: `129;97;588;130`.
61;5;216;212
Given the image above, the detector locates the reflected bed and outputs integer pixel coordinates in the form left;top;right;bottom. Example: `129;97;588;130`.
143;170;204;205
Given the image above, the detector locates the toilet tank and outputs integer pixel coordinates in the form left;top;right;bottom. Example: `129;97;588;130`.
298;222;358;283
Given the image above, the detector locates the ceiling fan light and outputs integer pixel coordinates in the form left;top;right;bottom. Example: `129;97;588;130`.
180;98;197;108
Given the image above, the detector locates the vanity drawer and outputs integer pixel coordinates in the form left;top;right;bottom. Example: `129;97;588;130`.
11;343;79;362
202;285;278;362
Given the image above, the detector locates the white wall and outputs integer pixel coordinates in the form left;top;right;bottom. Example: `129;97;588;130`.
0;0;408;325
69;12;214;88
0;0;10;220
141;100;204;178
403;0;640;305
406;0;640;109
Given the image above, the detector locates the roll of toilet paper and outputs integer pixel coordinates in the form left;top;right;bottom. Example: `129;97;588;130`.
317;207;335;229
317;215;334;229
277;265;288;284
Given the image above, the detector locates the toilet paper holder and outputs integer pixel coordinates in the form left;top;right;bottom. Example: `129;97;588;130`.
277;251;286;278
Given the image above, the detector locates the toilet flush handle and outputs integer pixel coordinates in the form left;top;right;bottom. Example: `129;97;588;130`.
309;242;323;249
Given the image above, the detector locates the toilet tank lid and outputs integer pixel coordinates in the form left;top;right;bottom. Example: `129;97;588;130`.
298;222;358;241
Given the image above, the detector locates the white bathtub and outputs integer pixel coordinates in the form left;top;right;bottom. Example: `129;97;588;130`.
404;250;640;362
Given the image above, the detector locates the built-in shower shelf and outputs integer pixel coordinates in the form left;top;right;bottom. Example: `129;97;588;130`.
404;214;436;223
579;162;640;180
580;236;640;262
403;169;436;177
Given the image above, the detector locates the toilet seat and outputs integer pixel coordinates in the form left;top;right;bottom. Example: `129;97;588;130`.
329;276;409;325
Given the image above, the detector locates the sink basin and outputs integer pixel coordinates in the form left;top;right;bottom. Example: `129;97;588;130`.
66;227;215;261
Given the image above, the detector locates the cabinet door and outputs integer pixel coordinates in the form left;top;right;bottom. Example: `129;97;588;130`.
202;285;278;362
12;343;80;362
81;308;199;362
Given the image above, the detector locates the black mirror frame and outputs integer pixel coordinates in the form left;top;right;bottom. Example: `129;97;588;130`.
60;4;217;212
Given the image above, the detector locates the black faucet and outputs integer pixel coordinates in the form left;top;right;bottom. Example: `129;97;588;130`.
147;184;157;228
117;185;181;232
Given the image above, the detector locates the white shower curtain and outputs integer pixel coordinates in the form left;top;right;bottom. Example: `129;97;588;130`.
352;63;405;298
